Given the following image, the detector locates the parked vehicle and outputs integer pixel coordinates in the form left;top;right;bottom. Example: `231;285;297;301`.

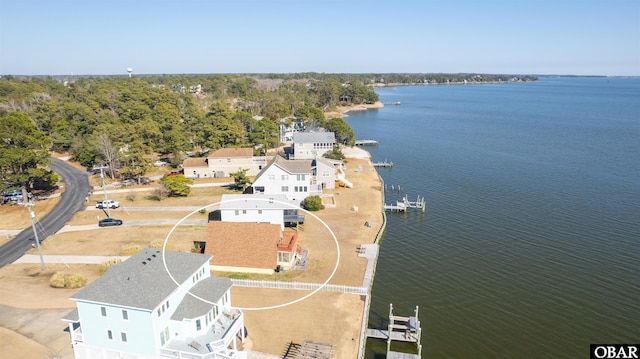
3;190;32;204
165;170;182;177
96;199;120;209
154;159;169;166
98;218;123;227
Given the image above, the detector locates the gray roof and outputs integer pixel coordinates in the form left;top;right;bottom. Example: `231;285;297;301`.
62;308;79;322
71;248;211;311
253;155;311;182
313;156;341;168
220;194;299;210
293;132;335;143
273;155;312;174
170;276;232;320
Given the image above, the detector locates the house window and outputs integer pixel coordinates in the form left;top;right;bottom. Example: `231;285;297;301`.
281;175;289;181
166;300;170;309
297;174;305;181
258;210;262;214
196;319;201;331
303;186;307;192
278;252;290;262
234;210;239;216
268;174;275;181
157;308;161;317
242;210;247;214
107;330;113;340
281;186;288;192
121;332;128;342
160;330;166;346
122;310;128;320
322;171;330;177
227;158;231;163
100;307;107;317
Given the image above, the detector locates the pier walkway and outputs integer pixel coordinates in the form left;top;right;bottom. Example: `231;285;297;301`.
355;139;378;146
366;304;422;359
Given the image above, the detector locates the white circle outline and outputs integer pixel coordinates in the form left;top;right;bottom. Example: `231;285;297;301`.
161;197;340;311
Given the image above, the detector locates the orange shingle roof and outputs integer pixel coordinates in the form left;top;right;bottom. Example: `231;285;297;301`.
205;222;281;270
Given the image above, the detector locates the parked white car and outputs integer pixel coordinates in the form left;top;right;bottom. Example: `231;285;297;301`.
154;159;169;166
96;199;120;209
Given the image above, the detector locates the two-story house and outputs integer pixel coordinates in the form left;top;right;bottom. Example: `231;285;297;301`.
250;155;321;203
291;132;335;160
63;248;246;359
182;148;271;179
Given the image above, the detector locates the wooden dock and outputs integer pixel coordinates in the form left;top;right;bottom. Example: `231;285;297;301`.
355;139;378;146
384;195;426;212
373;161;393;167
366;304;422;358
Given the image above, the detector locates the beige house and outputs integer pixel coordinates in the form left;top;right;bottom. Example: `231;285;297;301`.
182;157;209;179
181;148;271;179
205;222;306;274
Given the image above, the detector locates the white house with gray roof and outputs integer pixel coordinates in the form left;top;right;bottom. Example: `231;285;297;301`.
250;155;322;203
291;132;335;159
63;248;246;359
218;194;304;228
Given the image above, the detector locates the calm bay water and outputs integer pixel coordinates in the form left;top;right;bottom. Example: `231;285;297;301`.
349;77;640;358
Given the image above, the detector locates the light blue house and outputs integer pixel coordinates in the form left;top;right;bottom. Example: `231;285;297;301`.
63;248;246;359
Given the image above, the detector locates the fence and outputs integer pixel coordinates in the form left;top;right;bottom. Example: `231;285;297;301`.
231;279;367;295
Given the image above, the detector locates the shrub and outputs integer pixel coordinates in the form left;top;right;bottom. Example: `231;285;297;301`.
65;274;87;288
303;195;323;211
125;191;137;202
98;258;122;275
119;244;141;256
149;239;173;250
150;186;169;201
50;272;66;288
50;272;87;288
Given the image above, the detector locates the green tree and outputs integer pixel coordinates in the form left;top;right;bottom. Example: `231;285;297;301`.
0;112;53;193
324;117;355;145
323;145;345;160
230;168;251;191
303;195;322;211
295;105;325;128
262;102;290;121
160;174;193;197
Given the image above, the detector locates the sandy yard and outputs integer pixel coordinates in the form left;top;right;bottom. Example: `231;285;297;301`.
0;152;383;358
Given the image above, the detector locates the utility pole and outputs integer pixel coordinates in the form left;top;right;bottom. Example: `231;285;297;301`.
94;164;110;218
25;203;46;270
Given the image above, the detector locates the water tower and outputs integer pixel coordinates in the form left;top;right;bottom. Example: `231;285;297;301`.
126;67;133;78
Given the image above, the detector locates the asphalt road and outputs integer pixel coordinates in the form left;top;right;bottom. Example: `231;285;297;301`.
0;158;91;269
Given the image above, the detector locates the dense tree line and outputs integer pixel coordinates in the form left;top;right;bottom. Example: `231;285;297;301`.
0;74;380;181
0;72;535;186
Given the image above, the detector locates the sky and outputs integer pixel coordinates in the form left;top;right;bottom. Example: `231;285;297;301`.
1;0;639;76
